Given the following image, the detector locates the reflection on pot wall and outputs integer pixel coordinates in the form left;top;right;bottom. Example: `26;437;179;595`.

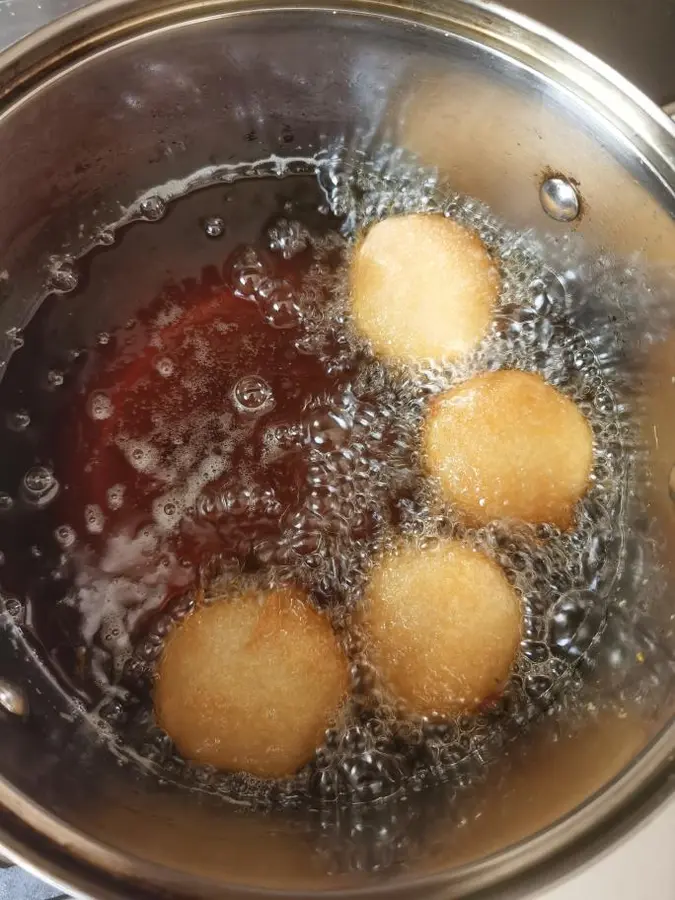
396;65;675;261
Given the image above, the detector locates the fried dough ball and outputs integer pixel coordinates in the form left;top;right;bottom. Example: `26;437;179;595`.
155;587;349;778
360;540;521;715
424;370;594;528
350;213;500;363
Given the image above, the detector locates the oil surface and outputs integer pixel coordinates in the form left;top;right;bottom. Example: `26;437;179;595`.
0;152;669;822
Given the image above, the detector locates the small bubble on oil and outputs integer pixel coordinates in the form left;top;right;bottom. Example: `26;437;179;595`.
107;484;125;511
139;196;166;221
6;328;24;350
2;594;22;620
49;263;79;294
258;280;302;330
7;410;30;431
97;229;116;246
88;391;113;421
203;216;225;238
85;504;105;534
155;357;174;378
46;369;65;389
268;218;308;258
22;466;59;508
54;524;76;548
232;375;274;413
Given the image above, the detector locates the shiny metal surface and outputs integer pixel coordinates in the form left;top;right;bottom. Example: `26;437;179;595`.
539;176;581;222
0;682;27;718
0;1;87;48
2;0;675;101
0;2;671;900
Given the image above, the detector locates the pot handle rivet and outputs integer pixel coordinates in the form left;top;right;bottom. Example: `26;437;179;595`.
662;101;675;121
0;679;28;717
539;176;580;223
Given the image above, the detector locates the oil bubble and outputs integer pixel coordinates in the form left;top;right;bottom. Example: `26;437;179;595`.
268;218;308;259
6;328;24;350
96;229;116;246
139;196;166;220
548;590;604;661
308;409;352;449
54;524;77;548
46;370;65;389
107;483;125;511
203;216;225;238
155;357;174;378
85;504;105;534
530;270;567;311
87;392;113;421
49;263;79;294
258;280;303;329
7;410;30;431
232;249;268;300
232;375;274;413
22;466;59;508
2;594;22;620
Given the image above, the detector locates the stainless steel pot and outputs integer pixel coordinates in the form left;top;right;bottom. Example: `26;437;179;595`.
0;2;673;898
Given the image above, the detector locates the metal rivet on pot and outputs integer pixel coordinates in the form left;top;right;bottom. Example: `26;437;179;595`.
0;680;28;717
540;176;580;222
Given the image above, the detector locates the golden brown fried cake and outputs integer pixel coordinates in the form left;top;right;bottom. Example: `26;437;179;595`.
155;587;349;778
350;213;499;363
359;540;521;715
424;370;594;528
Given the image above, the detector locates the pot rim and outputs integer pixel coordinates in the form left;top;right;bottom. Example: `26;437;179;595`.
0;2;672;898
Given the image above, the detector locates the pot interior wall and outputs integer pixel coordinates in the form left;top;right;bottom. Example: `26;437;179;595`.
0;3;672;897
